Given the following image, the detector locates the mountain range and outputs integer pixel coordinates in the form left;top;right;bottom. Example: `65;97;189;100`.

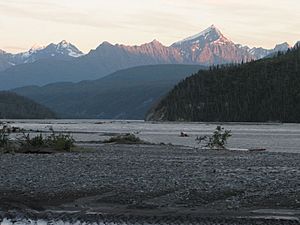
0;25;296;90
0;40;83;72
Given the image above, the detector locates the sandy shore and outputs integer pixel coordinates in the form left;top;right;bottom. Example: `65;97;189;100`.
0;144;300;224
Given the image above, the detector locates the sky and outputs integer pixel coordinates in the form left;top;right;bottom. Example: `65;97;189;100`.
0;0;299;53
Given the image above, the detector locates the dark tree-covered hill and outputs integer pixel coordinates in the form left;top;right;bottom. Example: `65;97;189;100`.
14;64;205;119
0;92;56;119
147;47;300;122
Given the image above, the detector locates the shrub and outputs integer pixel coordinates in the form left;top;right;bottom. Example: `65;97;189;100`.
103;133;147;144
196;126;232;149
0;127;18;153
0;127;10;149
30;134;45;147
19;128;75;152
46;133;74;151
1;126;75;153
20;133;45;149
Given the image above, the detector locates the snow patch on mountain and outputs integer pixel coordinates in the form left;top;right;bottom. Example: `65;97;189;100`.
56;40;84;57
249;42;291;59
174;25;222;45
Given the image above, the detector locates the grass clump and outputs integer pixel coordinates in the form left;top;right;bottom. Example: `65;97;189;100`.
0;128;9;148
103;133;147;145
21;133;45;148
47;131;75;151
20;128;75;152
0;126;75;153
0;127;18;153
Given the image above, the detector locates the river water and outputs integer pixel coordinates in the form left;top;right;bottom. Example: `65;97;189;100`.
1;119;300;153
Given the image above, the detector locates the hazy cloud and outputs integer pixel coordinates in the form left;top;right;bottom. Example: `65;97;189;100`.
0;0;299;52
0;1;123;29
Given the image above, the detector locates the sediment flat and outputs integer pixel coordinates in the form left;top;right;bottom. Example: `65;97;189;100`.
1;144;300;224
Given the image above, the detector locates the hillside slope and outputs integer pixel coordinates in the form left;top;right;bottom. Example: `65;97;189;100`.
14;64;205;119
147;48;300;122
0;92;56;119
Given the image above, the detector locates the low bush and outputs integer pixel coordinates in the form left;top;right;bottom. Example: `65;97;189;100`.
4;128;75;153
103;133;147;145
20;133;45;149
0;128;9;148
0;127;17;153
46;132;75;151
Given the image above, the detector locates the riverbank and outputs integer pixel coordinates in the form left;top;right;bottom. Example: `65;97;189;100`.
1;144;300;224
4;119;300;153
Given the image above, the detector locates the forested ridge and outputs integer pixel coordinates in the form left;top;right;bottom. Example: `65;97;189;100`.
0;91;56;119
147;46;300;122
14;64;204;119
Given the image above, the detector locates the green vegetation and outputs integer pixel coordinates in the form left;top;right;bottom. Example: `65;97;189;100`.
20;128;75;152
147;47;300;122
0;127;74;153
196;126;232;149
47;132;75;151
0;91;56;119
22;134;45;148
0;128;9;148
103;133;148;145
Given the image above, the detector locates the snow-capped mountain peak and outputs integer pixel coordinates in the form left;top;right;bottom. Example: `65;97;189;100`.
21;44;44;59
0;49;8;54
274;42;291;52
54;40;84;57
58;40;69;47
29;44;45;52
172;25;224;46
249;42;291;59
149;39;161;45
4;41;84;66
295;41;300;48
170;25;246;65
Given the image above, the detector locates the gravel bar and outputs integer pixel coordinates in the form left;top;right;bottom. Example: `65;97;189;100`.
0;144;300;224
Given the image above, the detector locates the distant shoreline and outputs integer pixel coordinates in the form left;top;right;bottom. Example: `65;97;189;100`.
0;118;288;125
